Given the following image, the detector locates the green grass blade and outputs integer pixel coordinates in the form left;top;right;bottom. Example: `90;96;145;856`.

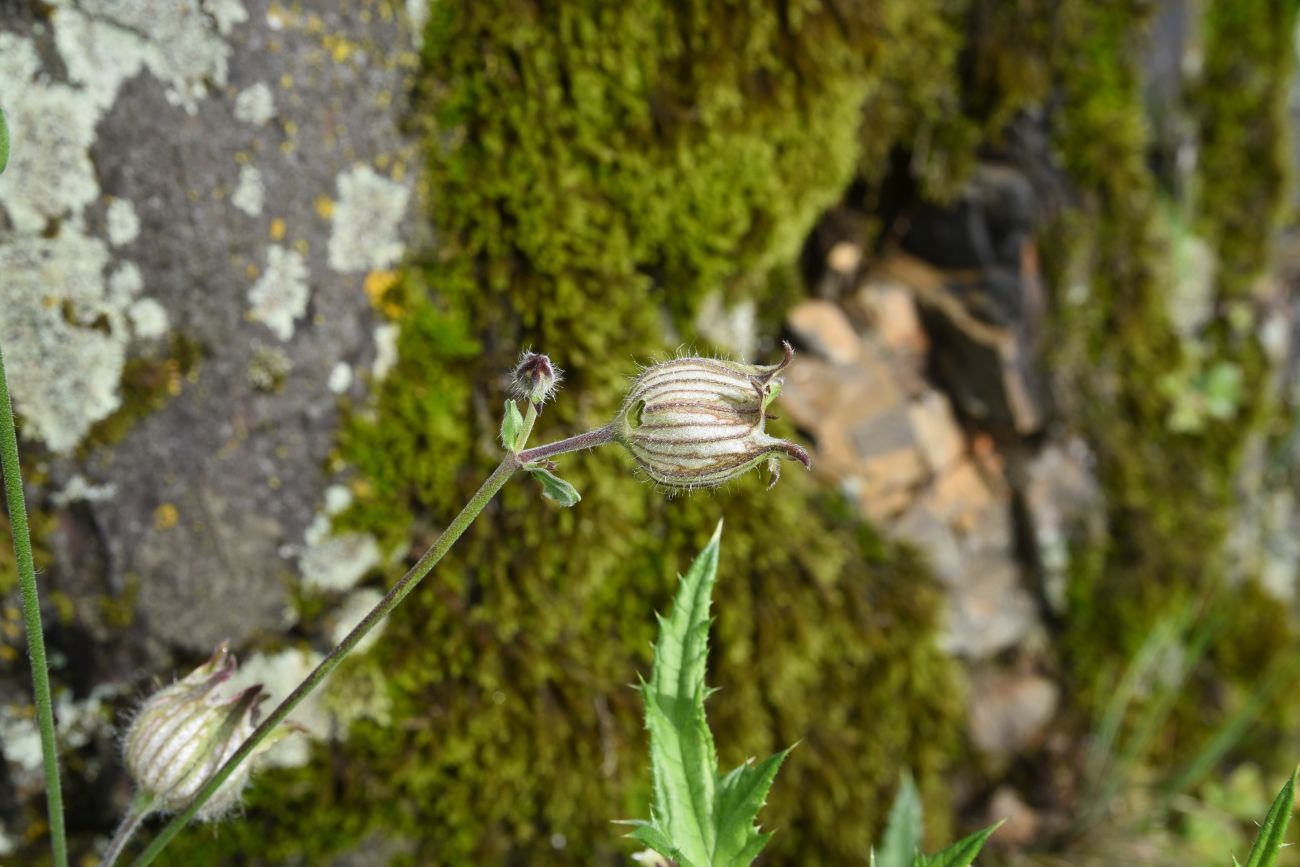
0;342;68;867
0;106;9;175
877;771;923;867
1241;768;1297;867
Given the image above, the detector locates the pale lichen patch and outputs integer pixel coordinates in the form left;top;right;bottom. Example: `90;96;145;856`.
0;68;101;232
232;164;266;215
328;361;353;393
51;0;248;115
51;474;119;507
371;322;399;381
203;0;250;36
0;232;139;452
128;298;170;339
108;262;146;305
247;245;311;341
298;495;382;592
233;81;276;126
106;197;142;247
327;164;411;272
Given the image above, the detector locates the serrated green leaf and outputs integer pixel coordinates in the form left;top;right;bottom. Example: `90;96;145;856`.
1241;767;1297;867
640;522;723;867
500;399;524;451
627;820;693;867
914;820;1003;867
526;466;580;507
714;747;792;866
877;772;923;867
0;106;8;175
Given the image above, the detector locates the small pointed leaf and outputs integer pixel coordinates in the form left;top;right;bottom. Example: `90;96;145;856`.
500;399;524;451
877;772;923;867
626;821;692;867
527;466;580;507
1240;767;1297;867
714;748;792;866
914;820;1003;867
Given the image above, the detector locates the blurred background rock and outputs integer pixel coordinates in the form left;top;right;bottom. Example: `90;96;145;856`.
2;0;1300;864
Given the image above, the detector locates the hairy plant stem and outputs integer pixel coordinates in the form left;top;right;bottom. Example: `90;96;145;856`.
518;423;616;464
0;342;68;867
129;414;614;866
103;797;151;867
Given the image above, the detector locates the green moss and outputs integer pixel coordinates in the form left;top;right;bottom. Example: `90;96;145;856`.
1192;0;1297;302
1045;0;1300;753
79;333;202;454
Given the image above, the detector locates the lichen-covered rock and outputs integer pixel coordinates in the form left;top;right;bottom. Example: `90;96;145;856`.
0;0;427;857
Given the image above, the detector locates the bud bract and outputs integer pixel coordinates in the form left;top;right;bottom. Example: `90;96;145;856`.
511;351;562;406
614;342;810;490
123;643;266;820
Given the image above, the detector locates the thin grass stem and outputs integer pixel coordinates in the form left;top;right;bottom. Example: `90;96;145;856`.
0;341;68;867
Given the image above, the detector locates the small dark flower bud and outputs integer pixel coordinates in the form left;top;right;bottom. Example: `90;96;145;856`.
614;342;810;490
511;351;562;406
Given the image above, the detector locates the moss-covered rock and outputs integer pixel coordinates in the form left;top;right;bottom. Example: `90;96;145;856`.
1045;0;1300;754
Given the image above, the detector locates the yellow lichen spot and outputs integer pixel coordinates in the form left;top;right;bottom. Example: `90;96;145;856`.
270;218;286;241
3;621;20;641
187;189;201;203
268;475;282;490
284;120;299;138
350;478;373;499
280;73;295;90
246;262;261;279
3;606;19;621
391;161;407;183
234;150;252;165
374;153;391;170
0;645;17;663
372;90;392;110
314;194;335;219
323;34;358;64
153;503;179;531
280;140;296;155
305;13;324;33
364;270;400;309
294;238;310;255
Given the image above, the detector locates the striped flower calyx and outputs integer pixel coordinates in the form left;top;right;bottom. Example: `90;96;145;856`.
123;643;277;820
615;342;810;490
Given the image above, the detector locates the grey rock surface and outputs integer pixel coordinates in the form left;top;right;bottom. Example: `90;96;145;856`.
1;0;423;654
0;0;425;852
